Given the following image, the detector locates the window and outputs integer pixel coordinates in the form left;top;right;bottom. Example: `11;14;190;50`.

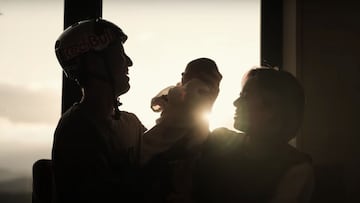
0;0;63;198
0;0;259;201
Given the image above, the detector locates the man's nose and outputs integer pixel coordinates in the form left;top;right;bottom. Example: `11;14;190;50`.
126;55;133;66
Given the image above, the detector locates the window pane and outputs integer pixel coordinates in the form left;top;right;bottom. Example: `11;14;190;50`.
0;0;63;198
103;0;260;130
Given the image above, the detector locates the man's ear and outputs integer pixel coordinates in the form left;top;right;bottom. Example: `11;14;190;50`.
85;52;108;78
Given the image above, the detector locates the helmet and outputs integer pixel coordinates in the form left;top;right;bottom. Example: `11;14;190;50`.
55;18;129;120
55;18;127;80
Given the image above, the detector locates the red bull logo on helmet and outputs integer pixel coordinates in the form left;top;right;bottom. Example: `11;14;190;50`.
62;28;115;61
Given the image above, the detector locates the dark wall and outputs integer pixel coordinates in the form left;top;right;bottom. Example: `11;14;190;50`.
296;0;360;202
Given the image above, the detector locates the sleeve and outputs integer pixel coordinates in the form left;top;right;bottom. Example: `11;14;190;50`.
270;163;315;203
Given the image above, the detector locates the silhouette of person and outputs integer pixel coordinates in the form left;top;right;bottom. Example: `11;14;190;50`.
150;58;222;123
140;58;222;202
51;18;147;203
193;67;314;203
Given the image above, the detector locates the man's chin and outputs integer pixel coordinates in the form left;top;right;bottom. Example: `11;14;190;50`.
117;85;130;96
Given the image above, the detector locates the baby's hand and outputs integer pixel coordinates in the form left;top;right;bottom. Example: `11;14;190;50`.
159;79;213;127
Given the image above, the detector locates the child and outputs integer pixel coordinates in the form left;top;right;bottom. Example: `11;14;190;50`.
140;58;222;202
150;57;222;125
142;58;222;163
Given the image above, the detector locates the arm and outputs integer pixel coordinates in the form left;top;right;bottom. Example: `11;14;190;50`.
140;123;192;165
270;163;315;203
140;80;212;165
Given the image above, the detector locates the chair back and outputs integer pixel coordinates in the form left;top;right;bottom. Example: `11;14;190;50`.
32;159;53;203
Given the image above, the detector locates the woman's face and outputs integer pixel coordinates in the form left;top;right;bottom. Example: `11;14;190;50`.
233;78;275;137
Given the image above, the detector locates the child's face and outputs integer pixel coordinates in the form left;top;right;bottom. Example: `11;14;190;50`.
233;78;280;139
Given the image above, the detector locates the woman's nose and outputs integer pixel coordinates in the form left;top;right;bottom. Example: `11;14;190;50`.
233;97;241;107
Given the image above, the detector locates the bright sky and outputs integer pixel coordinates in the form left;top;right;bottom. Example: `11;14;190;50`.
0;0;259;176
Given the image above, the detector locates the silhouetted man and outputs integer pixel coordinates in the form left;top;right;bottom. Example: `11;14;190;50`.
52;18;147;203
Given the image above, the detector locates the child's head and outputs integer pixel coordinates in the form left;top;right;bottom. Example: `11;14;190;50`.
233;67;305;143
181;58;222;94
151;58;222;115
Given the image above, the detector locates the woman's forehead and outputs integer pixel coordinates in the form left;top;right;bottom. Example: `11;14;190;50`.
241;78;273;99
242;77;259;92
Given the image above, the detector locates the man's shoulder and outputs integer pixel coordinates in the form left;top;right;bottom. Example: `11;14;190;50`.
119;111;144;124
119;110;138;119
57;105;88;128
119;111;147;132
54;104;95;139
58;103;86;122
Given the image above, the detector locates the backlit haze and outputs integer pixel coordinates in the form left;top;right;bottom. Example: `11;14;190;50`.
0;0;260;177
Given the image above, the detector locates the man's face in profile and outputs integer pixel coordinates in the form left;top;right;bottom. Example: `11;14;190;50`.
107;41;133;96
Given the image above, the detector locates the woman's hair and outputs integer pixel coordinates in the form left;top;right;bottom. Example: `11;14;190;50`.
244;67;305;137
